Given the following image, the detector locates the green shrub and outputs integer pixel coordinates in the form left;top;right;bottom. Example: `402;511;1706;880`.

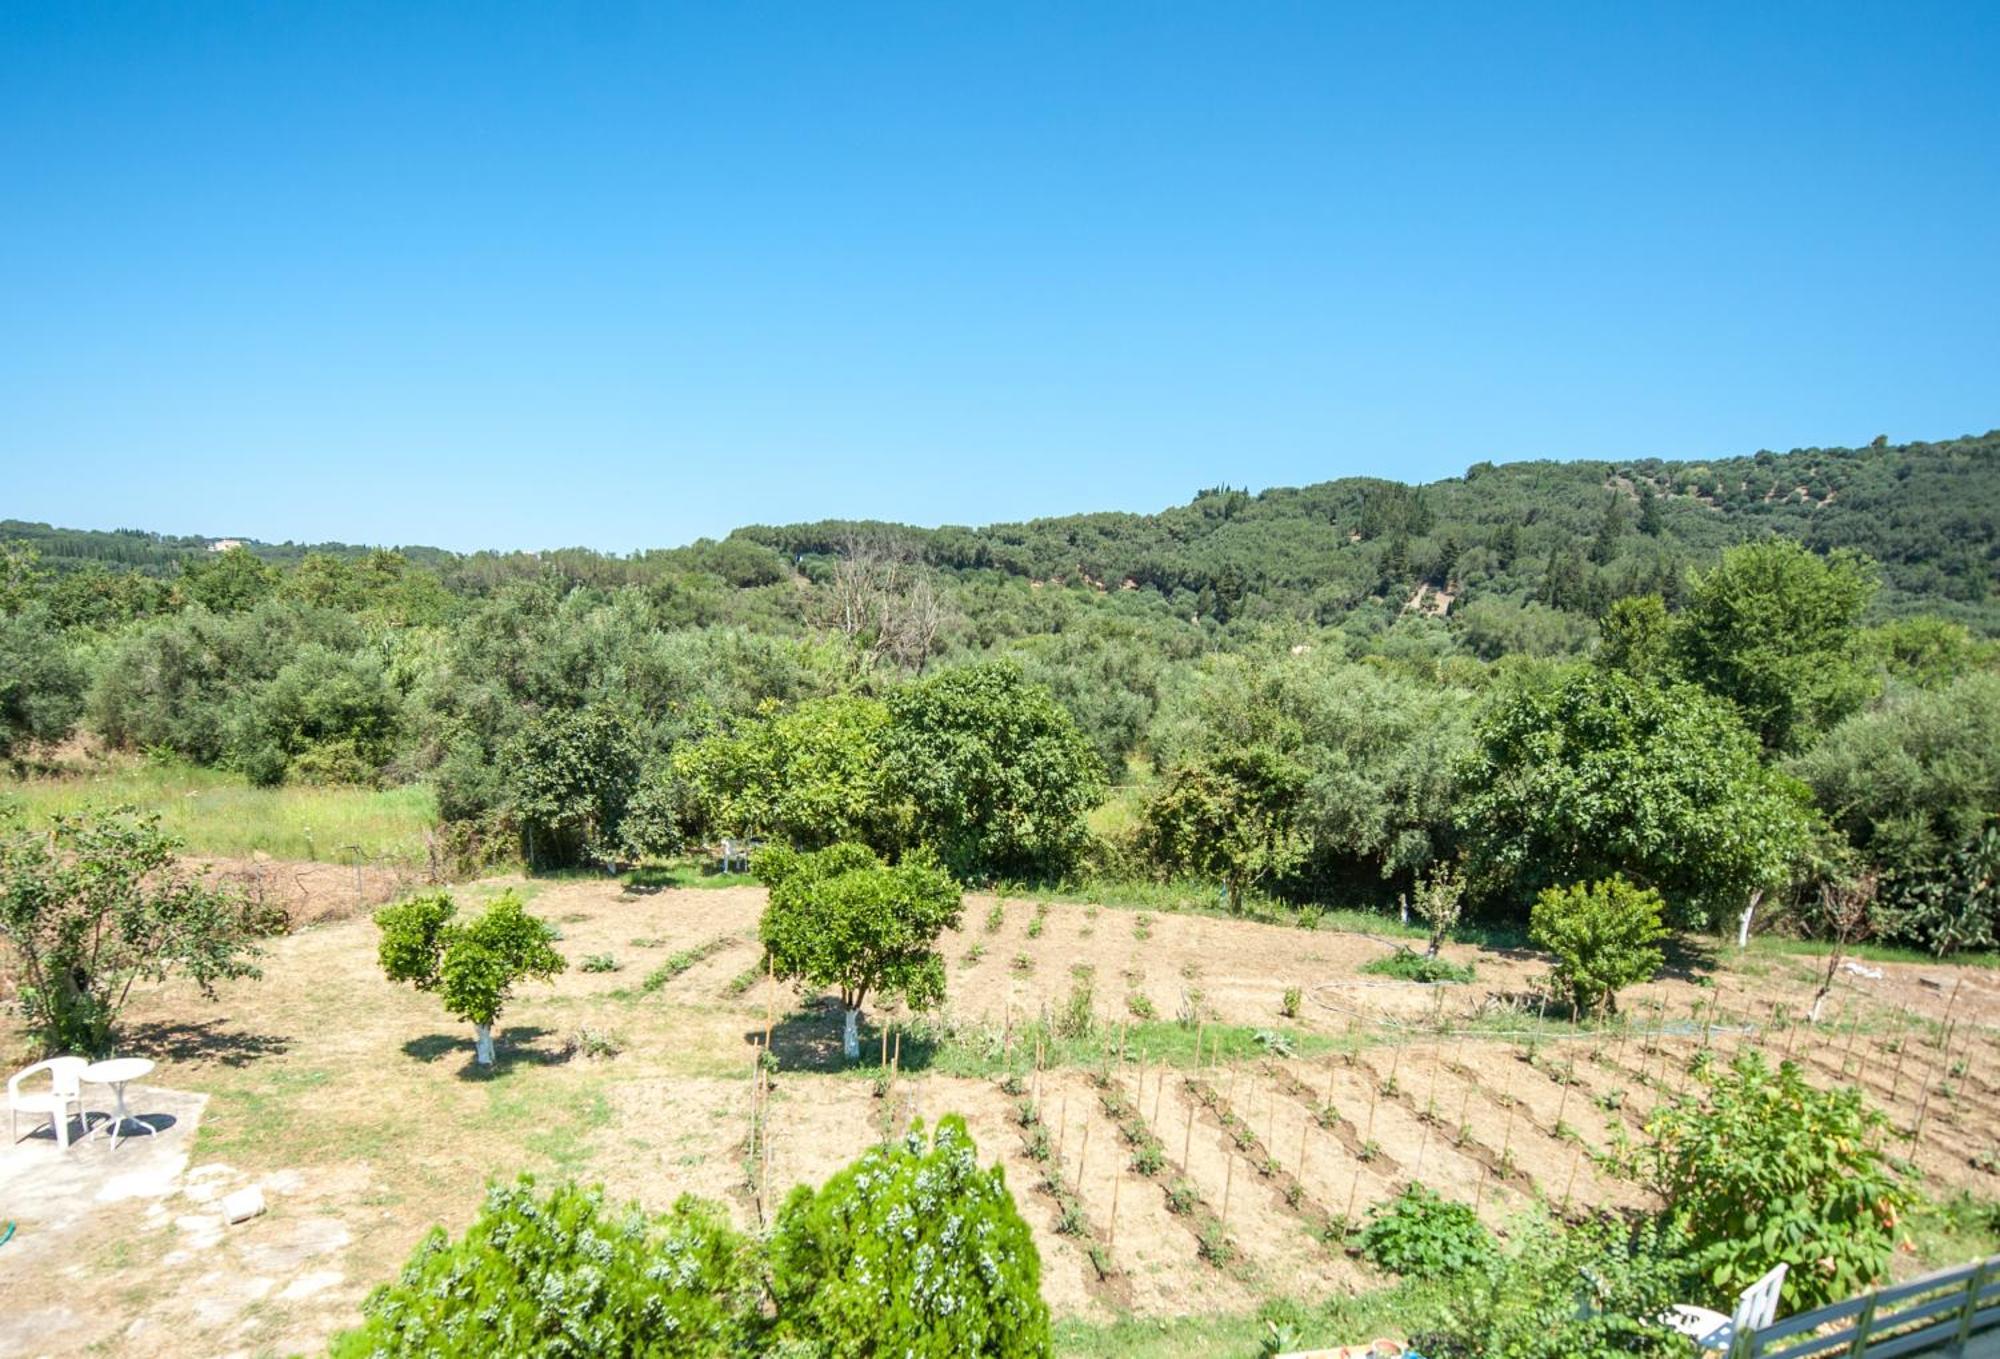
1280;985;1303;1018
1125;991;1158;1021
1358;1183;1493;1280
1640;1050;1910;1312
580;952;619;973
766;1115;1050;1357
1359;948;1475;984
1408;1211;1687;1359
1528;876;1667;1017
329;1177;753;1357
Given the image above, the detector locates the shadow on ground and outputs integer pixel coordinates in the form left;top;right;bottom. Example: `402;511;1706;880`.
751;1002;948;1076
124;1018;293;1068
400;1025;568;1077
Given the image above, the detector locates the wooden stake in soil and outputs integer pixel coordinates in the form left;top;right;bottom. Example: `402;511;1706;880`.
881;1024;889;1070
1324;1056;1338;1107
1108;1167;1121;1247
1057;1090;1069;1158
1297;1114;1309;1180
1345;1168;1360;1223
1183;1096;1196;1168
1560;1142;1581;1214
1365;1079;1380;1144
764;954;776;1052
1076;1118;1091;1193
1221;1150;1235;1229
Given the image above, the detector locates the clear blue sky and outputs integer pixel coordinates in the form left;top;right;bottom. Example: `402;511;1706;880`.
4;3;1996;554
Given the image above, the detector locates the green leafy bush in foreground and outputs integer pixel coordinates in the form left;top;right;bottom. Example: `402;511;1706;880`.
330;1179;754;1357
1411;1211;1689;1359
767;1114;1050;1356
331;1116;1051;1358
1640;1049;1910;1312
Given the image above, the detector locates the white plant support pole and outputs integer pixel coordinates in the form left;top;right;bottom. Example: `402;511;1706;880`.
475;1023;495;1066
843;1007;861;1061
1736;890;1763;950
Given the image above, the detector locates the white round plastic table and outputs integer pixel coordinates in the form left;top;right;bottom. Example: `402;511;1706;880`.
80;1057;156;1149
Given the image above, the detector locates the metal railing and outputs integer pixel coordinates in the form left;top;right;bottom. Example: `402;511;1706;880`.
1741;1257;2000;1358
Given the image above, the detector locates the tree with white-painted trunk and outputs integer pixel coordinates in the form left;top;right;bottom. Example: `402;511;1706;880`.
756;843;960;1061
375;891;565;1066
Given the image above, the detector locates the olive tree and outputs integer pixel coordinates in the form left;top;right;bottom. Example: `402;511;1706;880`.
375;891;565;1065
1142;743;1308;912
0;606;86;763
756;842;961;1060
0;804;262;1055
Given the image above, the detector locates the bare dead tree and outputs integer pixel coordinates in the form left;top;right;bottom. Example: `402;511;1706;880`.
1810;870;1878;1023
818;538;954;673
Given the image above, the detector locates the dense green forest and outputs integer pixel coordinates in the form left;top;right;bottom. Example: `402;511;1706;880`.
4;430;1996;953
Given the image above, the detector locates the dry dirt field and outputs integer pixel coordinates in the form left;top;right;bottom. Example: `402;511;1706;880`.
3;870;1997;1357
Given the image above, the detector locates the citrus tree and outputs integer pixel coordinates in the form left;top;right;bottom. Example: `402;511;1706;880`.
375;891;565;1065
757;842;961;1060
1528;876;1668;1017
1458;667;1816;925
881;661;1104;882
0;804;261;1055
766;1115;1050;1357
674;694;904;853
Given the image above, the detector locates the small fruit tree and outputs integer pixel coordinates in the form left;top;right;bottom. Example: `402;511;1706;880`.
767;1115;1050;1356
0;804;261;1055
1414;861;1466;958
1528;876;1667;1017
375;890;565;1065
330;1177;753;1358
757;842;961;1060
1641;1050;1910;1311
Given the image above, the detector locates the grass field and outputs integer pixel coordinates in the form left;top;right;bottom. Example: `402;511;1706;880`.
0;760;437;863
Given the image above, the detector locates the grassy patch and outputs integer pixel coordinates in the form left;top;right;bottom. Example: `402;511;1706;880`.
1359;948;1477;984
0;760;436;862
623;862;758;892
838;1015;1340;1080
638;935;739;992
1052;1280;1458;1357
1737;934;2000;971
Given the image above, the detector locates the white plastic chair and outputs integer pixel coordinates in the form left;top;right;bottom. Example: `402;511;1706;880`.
1666;1262;1788;1353
8;1056;89;1150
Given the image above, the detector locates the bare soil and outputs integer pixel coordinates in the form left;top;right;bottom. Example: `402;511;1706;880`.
1;872;1994;1356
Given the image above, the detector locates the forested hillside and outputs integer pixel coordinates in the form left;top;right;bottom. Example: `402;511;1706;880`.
3;430;1996;954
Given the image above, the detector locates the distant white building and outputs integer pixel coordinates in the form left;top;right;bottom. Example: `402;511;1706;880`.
207;538;247;553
